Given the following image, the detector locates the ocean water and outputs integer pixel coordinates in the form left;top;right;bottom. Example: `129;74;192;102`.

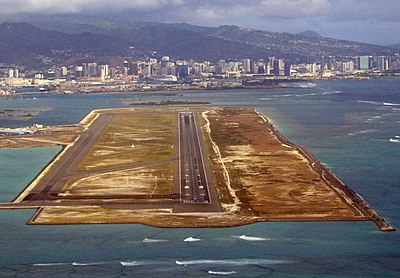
0;146;61;202
0;79;399;277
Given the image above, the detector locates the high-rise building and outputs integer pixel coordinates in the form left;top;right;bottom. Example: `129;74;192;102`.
61;66;68;76
359;56;371;70
272;59;284;75
160;57;173;75
310;63;317;76
99;64;109;79
320;56;326;73
377;56;388;71
8;69;18;78
257;65;265;74
242;59;251;73
129;62;139;75
75;66;84;78
340;61;355;73
326;56;335;71
265;63;271;75
268;57;275;69
176;64;189;79
55;69;62;79
284;61;291;77
87;62;98;77
216;59;226;74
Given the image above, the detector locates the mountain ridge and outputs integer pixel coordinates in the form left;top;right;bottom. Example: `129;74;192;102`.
0;18;397;68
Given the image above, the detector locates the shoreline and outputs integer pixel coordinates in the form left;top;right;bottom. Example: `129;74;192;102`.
7;83;293;97
4;76;400;97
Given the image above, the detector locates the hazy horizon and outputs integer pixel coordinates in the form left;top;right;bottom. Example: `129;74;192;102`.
0;0;399;46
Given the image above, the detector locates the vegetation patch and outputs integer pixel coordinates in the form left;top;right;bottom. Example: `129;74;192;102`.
60;162;174;197
78;123;175;171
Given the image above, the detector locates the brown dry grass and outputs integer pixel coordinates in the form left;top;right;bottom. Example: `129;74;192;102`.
205;108;358;218
113;112;175;127
31;206;259;227
78;113;176;171
60;162;174;196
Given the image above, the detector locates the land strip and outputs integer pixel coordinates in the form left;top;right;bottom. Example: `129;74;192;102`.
0;108;395;231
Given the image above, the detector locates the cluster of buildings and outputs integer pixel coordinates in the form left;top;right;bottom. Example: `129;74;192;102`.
1;54;399;91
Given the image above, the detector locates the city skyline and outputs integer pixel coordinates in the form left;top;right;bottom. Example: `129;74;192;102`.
0;0;399;46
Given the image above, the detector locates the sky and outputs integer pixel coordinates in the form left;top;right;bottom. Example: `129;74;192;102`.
0;0;399;45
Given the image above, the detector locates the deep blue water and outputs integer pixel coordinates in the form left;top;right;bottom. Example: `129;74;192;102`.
0;79;399;277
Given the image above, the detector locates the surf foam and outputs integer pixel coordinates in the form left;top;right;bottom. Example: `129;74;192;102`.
142;238;168;243
208;270;237;275
72;262;106;266
176;258;290;266
33;263;70;266
238;235;269;241
184;236;202;242
384;102;400;106
120;260;155;267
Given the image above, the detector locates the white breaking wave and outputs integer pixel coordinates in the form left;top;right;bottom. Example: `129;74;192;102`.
322;90;343;95
348;129;378;136
142;238;168;243
358;100;400;107
184;237;202;242
72;262;106;266
384;102;400;106
238;235;269;241
358;100;381;105
300;93;317;96
120;260;156;267
176;258;290;266
395;136;400;139
208;270;237;275
33;263;70;266
293;82;316;88
389;138;400;143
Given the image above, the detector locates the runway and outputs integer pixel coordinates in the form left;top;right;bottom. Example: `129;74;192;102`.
17;109;221;212
178;112;211;204
22;113;113;201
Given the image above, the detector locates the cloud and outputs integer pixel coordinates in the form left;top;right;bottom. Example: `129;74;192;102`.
0;0;185;14
259;0;331;18
330;0;400;22
0;0;399;24
165;0;331;25
1;0;398;24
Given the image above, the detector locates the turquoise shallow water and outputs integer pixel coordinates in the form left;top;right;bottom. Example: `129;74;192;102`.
0;147;61;202
0;79;399;277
